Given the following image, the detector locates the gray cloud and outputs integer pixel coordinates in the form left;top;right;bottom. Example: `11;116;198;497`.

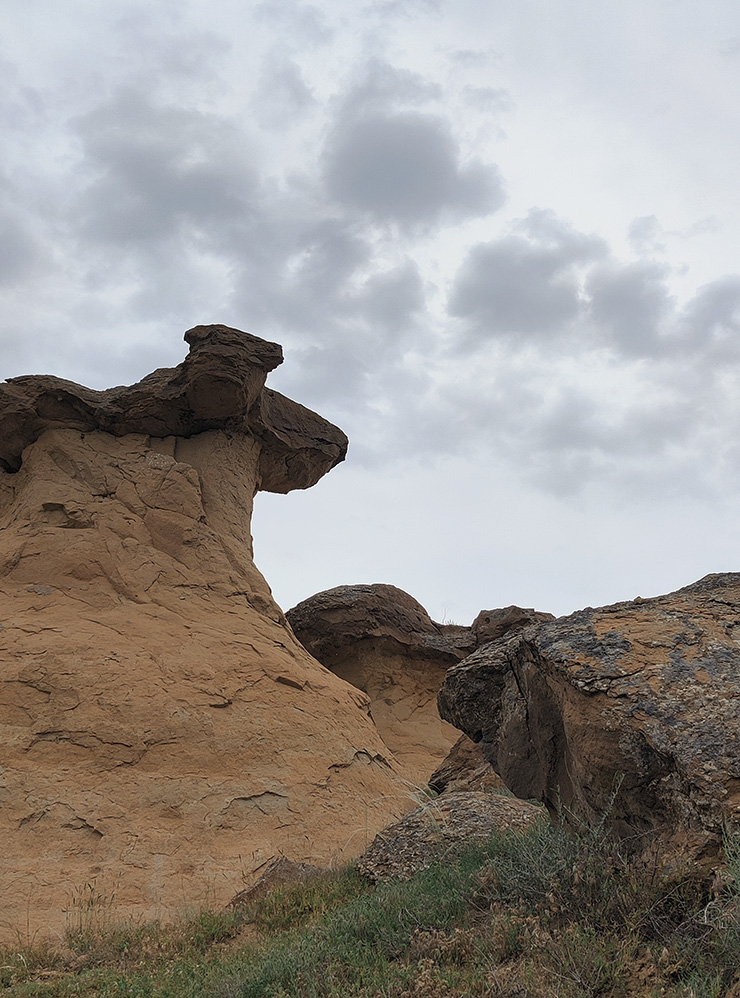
2;10;739;518
512;209;608;263
250;54;316;129
253;2;334;44
586;260;674;356
627;215;665;255
110;9;230;90
336;58;442;115
73;89;255;245
0;201;40;286
323;111;505;227
450;49;500;68
350;260;425;333
448;211;609;342
366;0;443;18
461;85;513;114
449;237;585;337
681;275;740;355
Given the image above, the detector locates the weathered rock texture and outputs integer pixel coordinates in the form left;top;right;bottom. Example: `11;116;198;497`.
428;734;503;795
439;574;740;861
472;605;554;644
356;791;544;882
287;585;476;785
0;326;407;944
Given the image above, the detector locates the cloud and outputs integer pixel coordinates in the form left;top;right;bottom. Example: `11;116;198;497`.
3;10;739;519
365;0;443;19
73;89;256;245
335;58;442;115
448;210;608;341
250;54;316;129
350;260;425;333
586;260;674;356
627;214;665;255
253;1;334;44
0;200;40;286
461;85;513;113
681;274;740;355
323;111;505;227
449;241;581;337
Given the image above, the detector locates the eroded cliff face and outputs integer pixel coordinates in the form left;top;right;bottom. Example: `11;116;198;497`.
0;326;406;943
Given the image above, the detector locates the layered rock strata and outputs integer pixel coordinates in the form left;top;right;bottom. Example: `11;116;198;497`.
0;326;407;943
439;574;740;861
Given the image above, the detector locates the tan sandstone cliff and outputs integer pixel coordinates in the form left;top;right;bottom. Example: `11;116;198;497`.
0;326;407;943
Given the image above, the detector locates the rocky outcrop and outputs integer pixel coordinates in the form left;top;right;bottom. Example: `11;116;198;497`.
472;605;554;644
439;574;740;862
0;326;407;944
428;735;503;795
287;585;476;785
0;324;347;491
356;791;544;882
287;588;554;789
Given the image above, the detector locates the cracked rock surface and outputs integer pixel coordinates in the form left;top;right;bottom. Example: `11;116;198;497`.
438;573;740;862
0;327;406;944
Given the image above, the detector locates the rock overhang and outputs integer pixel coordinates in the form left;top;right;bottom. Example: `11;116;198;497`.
0;323;348;492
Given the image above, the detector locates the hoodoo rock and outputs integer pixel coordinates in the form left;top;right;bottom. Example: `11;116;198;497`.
0;326;407;943
287;585;476;785
438;574;740;861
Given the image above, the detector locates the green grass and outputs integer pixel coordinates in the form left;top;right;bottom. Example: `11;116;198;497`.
3;818;740;997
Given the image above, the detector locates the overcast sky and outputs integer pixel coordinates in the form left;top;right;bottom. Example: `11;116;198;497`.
2;0;740;623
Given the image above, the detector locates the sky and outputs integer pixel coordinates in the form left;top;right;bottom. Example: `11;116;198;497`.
2;0;740;623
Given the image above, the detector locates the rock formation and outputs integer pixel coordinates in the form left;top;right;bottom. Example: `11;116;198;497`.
0;326;408;944
472;605;554;644
286;585;476;785
356;791;544;883
439;574;740;862
428;735;503;795
287;587;554;789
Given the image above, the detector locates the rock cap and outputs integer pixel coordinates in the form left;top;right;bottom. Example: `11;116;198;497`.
0;324;347;492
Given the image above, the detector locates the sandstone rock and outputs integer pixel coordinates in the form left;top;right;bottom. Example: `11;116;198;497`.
356;791;544;882
287;585;475;785
428;735;503;795
0;327;406;944
438;574;740;862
